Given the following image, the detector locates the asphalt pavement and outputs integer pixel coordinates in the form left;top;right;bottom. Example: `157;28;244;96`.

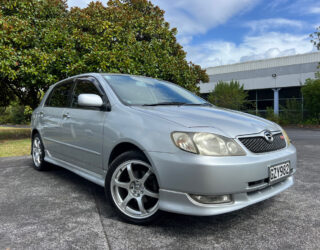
0;128;319;249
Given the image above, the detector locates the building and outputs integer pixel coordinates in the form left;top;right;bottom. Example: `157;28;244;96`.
199;52;320;115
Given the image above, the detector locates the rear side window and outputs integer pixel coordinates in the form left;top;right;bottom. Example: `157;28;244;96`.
71;80;102;108
45;81;73;107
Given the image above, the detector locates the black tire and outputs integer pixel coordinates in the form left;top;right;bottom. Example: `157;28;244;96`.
105;150;163;225
31;133;49;171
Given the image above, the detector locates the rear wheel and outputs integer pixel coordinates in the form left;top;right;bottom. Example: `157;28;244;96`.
32;134;48;171
105;151;162;224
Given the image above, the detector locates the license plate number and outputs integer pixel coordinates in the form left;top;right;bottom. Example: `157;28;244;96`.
269;161;291;183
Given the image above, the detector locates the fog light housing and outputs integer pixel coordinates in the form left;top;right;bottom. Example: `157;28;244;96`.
189;194;232;204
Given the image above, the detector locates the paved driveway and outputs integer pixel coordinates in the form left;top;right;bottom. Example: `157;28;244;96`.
0;129;319;249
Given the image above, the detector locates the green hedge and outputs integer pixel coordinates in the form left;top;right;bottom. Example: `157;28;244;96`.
0;127;31;140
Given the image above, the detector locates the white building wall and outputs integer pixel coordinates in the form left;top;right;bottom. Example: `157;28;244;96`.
199;52;320;93
200;71;315;93
206;52;320;75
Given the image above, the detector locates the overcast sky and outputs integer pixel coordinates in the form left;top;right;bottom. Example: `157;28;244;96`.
67;0;320;68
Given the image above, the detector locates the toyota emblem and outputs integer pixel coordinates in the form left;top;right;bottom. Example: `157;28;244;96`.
264;130;274;143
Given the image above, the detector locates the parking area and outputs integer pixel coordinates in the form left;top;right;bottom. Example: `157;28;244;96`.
0;128;319;249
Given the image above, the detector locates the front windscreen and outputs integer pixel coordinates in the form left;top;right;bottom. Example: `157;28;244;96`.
103;75;207;106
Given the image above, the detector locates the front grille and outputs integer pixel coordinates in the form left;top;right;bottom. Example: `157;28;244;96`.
239;133;286;153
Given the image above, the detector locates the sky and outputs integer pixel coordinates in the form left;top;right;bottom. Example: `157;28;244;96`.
67;0;320;68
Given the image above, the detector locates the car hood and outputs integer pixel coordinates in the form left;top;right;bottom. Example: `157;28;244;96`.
131;106;280;138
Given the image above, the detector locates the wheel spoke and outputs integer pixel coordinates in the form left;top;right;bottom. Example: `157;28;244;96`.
140;170;151;184
144;189;159;199
136;197;147;214
121;194;132;208
126;163;136;181
114;179;130;190
35;139;39;148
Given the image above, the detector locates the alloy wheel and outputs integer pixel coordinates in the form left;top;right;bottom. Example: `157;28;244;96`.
110;160;159;219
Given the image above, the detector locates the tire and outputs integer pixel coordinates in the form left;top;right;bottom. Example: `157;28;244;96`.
105;150;162;225
31;133;49;171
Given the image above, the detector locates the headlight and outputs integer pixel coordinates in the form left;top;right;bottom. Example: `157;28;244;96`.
171;132;197;154
281;129;291;146
171;132;246;156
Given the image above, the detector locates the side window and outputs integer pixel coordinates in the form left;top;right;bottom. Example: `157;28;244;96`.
45;81;73;107
72;80;102;108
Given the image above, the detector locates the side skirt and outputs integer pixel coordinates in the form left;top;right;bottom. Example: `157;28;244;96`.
44;154;105;187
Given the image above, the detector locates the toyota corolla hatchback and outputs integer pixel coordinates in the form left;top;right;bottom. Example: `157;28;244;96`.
31;73;296;224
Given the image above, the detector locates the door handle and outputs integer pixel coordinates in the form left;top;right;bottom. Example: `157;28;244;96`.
63;113;70;119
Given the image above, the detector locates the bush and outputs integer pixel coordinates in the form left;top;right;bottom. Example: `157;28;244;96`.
301;78;320;120
208;80;248;110
0;102;32;125
265;107;279;123
303;118;320;125
0;127;31;140
281;99;303;125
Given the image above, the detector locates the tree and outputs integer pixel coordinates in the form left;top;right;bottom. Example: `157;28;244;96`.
301;78;320;120
311;26;320;78
207;80;248;110
0;0;208;108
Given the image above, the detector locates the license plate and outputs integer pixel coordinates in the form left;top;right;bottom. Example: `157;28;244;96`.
269;161;291;183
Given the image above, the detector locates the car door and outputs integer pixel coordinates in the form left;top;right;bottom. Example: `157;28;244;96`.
39;80;74;160
60;77;107;175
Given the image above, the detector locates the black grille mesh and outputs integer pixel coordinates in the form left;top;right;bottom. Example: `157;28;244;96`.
239;133;286;153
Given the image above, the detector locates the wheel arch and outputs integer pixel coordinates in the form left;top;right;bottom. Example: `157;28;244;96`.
108;142;149;167
31;129;40;139
30;129;40;154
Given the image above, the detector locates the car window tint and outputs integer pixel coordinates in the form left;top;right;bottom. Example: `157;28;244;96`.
46;81;73;107
72;80;102;108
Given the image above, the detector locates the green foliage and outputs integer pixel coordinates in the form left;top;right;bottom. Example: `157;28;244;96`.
0;0;208;108
303;118;320;125
265;107;279;123
0;101;31;124
280;98;303;125
311;26;320;51
207;80;248;110
301;78;320;120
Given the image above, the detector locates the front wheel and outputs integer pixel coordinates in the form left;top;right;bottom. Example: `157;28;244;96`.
105;151;162;225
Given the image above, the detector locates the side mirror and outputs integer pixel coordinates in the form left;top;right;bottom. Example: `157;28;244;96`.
78;94;103;108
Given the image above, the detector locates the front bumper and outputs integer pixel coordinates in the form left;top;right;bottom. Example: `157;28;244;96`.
159;176;294;216
147;144;296;216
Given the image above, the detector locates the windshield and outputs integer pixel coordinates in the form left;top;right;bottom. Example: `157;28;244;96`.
103;75;208;106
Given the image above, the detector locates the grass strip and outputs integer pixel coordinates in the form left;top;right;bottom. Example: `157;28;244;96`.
0;138;31;157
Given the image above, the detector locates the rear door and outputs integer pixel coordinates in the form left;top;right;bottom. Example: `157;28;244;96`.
60;77;107;174
39;80;74;159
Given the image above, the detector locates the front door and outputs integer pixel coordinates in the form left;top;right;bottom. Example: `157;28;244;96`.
61;78;106;175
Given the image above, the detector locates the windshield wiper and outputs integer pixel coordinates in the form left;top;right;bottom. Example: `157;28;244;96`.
143;101;187;106
182;103;212;106
142;102;213;107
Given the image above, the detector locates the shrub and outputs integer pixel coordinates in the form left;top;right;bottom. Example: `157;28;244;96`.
265;107;279;123
301;78;320;120
281;98;303;125
0;127;31;140
0;102;32;125
208;80;248;110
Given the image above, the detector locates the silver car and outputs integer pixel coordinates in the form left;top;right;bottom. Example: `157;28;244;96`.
31;73;296;224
